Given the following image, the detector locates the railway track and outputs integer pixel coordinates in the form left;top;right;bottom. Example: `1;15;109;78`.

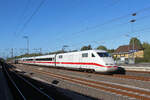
13;64;150;82
64;69;150;82
61;69;150;82
126;70;150;74
112;74;150;81
57;69;150;82
2;63;54;100
13;65;150;100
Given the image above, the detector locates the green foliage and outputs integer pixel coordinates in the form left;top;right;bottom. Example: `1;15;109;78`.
142;42;150;49
17;53;43;58
97;45;107;51
135;42;150;63
107;49;115;53
135;58;150;63
143;42;150;59
47;50;66;54
0;58;5;63
129;37;142;48
96;45;115;54
144;48;150;58
81;45;92;51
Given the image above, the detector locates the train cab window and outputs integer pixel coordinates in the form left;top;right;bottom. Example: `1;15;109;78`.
97;52;110;57
59;55;63;59
82;53;88;57
92;53;95;57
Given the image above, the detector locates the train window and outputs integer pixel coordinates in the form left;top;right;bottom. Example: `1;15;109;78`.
97;52;110;57
59;55;63;59
36;58;53;61
82;53;88;57
26;59;33;61
36;59;40;61
92;53;95;57
47;58;52;61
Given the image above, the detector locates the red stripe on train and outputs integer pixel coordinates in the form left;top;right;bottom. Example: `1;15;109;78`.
22;61;117;68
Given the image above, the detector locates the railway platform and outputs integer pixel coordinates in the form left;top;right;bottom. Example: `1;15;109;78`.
0;65;13;100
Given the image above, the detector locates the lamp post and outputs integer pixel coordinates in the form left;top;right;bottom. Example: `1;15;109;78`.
23;36;29;54
129;13;136;63
125;34;132;55
130;19;136;53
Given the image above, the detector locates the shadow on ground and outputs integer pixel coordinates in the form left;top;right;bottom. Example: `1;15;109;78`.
6;64;101;100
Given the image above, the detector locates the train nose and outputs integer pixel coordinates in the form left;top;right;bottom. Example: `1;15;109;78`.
106;66;118;72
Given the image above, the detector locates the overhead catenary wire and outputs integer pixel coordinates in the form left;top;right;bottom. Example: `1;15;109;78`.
76;7;150;36
54;6;150;47
17;0;46;35
10;0;46;54
105;0;120;7
14;0;31;36
10;0;32;49
51;6;150;46
65;6;150;37
8;4;150;56
64;18;150;51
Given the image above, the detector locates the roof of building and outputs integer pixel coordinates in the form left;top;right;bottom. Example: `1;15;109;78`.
114;45;143;54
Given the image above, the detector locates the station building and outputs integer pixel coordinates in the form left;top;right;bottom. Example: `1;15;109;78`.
112;45;144;64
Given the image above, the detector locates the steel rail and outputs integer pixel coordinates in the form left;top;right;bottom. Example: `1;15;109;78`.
12;71;54;100
17;64;150;82
2;65;26;100
3;64;54;100
28;67;150;100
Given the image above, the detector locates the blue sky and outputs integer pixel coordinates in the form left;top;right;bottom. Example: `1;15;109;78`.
0;0;150;57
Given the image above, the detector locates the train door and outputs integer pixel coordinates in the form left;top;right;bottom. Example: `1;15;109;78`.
90;52;96;69
54;54;57;67
79;52;82;69
68;54;73;68
80;52;89;69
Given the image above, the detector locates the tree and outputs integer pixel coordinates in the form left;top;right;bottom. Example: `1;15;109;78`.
107;49;115;53
81;45;92;51
129;37;142;49
0;58;5;63
87;45;92;50
142;42;150;59
135;42;150;63
142;42;150;49
48;50;66;54
97;45;107;51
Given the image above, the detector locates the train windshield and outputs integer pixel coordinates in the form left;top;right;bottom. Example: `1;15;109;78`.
97;52;110;57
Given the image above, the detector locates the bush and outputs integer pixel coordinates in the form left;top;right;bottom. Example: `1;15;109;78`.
135;58;150;63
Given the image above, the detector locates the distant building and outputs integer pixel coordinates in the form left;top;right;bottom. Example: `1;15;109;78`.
112;45;144;64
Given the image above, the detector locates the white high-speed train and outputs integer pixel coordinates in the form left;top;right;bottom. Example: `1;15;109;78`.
18;50;119;73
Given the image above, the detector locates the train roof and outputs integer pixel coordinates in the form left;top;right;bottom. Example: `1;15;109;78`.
57;49;107;55
20;49;107;59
